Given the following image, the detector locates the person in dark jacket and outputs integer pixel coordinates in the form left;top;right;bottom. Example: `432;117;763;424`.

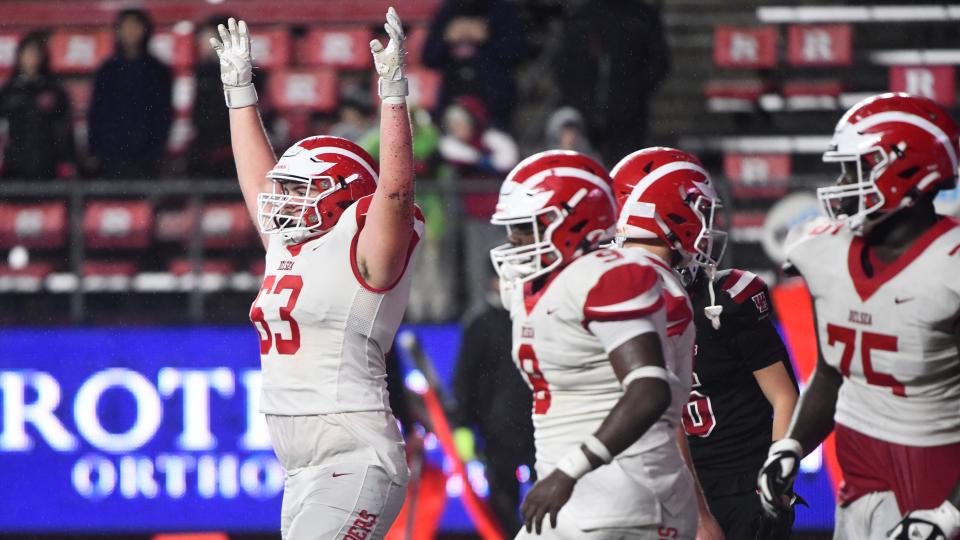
0;31;75;180
422;0;525;129
87;8;172;179
555;0;670;166
453;276;535;535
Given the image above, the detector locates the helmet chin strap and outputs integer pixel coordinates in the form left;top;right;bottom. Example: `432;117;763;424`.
702;264;723;330
281;228;323;245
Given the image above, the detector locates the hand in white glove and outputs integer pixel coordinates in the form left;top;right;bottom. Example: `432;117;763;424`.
757;438;802;518
888;501;960;540
370;6;408;102
209;17;258;109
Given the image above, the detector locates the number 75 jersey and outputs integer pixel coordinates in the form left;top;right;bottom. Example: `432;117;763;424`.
250;195;424;416
786;216;960;446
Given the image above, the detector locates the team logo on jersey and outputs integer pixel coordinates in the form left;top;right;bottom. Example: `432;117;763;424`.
522;325;535;338
751;291;769;314
848;309;873;326
277;260;294;271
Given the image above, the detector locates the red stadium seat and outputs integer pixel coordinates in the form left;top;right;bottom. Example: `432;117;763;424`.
268;68;338;112
155;206;196;243
890;65;955;107
200;202;256;248
787;24;852;67
713;26;778;69
0;202;68;249
782;80;844;98
82;260;138;276
367;65;440;110
249;258;266;277
83;201;153;249
405;25;428;66
49;30;113;74
249;29;292;71
168;258;235;276
723;154;792;199
704;79;770;101
62;79;94;116
150;29;195;72
0;262;54;278
0;33;21;78
300;27;372;69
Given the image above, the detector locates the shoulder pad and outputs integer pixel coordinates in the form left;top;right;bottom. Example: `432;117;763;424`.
714;269;773;322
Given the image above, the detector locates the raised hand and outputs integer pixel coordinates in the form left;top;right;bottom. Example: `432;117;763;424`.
209;17;258;108
370;6;408;102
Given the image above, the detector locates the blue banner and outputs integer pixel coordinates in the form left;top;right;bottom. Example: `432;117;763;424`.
0;326;834;533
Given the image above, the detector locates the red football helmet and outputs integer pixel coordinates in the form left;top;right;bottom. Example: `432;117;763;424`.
611;147;726;269
490;150;616;283
819;92;960;233
258;136;378;242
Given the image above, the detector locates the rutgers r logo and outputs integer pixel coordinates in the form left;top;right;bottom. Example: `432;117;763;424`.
751;291;769;314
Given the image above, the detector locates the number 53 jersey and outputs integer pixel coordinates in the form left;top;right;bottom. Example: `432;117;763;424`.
786;216;960;446
250;195;425;416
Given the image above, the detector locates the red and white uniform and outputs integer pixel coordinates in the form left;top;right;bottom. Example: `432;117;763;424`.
505;247;696;537
250;195;424;538
786;216;960;517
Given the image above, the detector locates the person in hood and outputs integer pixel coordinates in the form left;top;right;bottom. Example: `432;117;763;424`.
87;8;172;179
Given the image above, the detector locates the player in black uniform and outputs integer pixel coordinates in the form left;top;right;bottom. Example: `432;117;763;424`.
682;266;800;539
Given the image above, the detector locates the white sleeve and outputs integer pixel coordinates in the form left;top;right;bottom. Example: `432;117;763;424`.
588;306;666;354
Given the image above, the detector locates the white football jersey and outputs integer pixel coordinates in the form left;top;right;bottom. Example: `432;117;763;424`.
251;195;425;416
504;247;695;525
786;216;960;446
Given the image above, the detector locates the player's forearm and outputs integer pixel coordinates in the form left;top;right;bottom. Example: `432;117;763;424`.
676;426;712;515
771;393;798;440
589;379;670;461
229;106;275;223
372;100;415;232
786;367;841;455
356;102;416;287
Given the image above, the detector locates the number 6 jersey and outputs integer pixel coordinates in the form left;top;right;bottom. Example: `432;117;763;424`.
786;216;960;446
250;194;425;416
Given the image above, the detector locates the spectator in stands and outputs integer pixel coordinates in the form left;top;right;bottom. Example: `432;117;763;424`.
422;0;525;128
0;31;75;180
554;0;669;165
188;14;239;178
453;275;535;535
88;8;172;179
329;89;376;143
542;106;600;162
438;95;518;312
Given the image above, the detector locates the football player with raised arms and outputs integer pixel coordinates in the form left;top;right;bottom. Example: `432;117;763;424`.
757;93;960;540
611;147;800;540
210;9;424;539
490;150;697;539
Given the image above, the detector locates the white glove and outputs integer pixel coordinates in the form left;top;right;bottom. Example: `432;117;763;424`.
888;501;960;540
370;6;408;103
757;438;802;518
209;17;258;109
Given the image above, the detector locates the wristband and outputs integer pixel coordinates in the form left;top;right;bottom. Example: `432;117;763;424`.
621;366;669;388
379;77;408;101
555;448;592;480
224;84;258;109
583;435;613;464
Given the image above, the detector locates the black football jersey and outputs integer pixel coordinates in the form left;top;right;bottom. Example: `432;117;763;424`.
682;268;796;481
